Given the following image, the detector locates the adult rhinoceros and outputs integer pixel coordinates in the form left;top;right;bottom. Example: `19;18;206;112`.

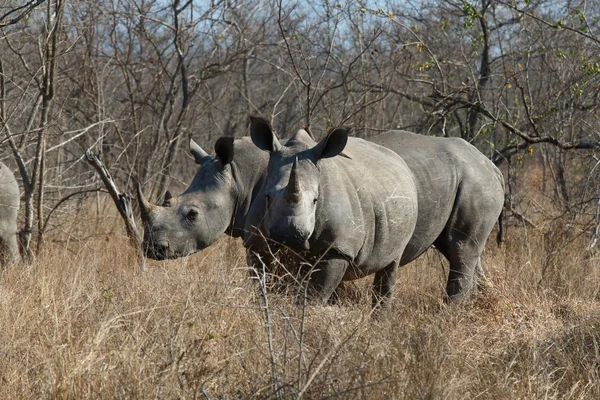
0;161;20;266
138;136;269;260
244;117;505;307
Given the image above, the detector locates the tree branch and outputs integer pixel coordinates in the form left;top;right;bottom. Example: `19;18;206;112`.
497;0;600;47
445;94;600;165
0;0;46;28
85;150;142;250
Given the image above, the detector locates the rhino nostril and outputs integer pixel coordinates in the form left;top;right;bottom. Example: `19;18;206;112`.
146;241;169;259
142;237;171;260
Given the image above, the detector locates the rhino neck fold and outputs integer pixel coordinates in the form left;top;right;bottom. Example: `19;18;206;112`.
225;137;271;238
227;158;257;238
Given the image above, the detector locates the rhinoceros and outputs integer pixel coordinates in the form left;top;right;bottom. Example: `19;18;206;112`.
244;117;505;307
0;161;20;266
138;136;269;260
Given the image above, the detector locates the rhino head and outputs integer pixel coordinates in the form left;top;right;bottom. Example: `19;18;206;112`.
137;137;238;260
249;116;349;251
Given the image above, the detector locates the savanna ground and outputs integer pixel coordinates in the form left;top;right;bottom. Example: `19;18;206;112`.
1;173;600;400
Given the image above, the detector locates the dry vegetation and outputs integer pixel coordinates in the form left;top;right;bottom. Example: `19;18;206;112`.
0;194;599;399
1;0;600;398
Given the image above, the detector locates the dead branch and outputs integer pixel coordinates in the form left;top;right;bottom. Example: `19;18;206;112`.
441;94;600;164
507;204;538;230
84;149;142;250
497;0;600;47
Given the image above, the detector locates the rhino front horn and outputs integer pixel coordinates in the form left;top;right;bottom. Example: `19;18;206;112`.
284;157;302;204
136;180;154;219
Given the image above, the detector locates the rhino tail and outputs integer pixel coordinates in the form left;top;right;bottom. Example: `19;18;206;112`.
496;209;504;246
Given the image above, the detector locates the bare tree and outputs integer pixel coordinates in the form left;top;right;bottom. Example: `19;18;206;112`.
1;0;599;251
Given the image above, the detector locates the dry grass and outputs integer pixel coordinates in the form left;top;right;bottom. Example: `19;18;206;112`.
0;209;599;399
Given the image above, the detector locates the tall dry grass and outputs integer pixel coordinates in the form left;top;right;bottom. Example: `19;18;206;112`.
0;205;599;399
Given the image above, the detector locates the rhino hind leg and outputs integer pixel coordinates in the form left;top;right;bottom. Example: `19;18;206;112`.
372;261;399;311
446;251;481;301
435;175;503;302
435;218;497;302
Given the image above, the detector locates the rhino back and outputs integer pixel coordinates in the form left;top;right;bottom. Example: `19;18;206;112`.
312;137;418;276
370;130;503;263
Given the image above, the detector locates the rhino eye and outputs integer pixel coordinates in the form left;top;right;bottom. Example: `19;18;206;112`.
313;197;318;204
185;209;198;222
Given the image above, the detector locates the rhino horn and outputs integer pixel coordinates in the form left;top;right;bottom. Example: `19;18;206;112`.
301;239;310;250
136;180;155;219
190;138;211;165
284;157;302;204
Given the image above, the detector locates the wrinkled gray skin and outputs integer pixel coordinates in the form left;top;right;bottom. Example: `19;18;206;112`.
138;136;269;260
0;161;20;267
244;117;505;307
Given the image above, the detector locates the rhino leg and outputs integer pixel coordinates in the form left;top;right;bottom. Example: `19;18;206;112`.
435;176;503;301
446;254;480;301
435;222;492;302
300;256;348;305
372;261;399;311
0;234;19;267
0;239;8;267
246;249;278;305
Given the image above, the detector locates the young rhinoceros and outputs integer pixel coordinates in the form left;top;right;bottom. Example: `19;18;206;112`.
138;137;269;260
0;161;20;267
244;117;505;307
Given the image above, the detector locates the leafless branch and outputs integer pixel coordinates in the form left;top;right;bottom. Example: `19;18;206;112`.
85;149;142;250
0;0;46;28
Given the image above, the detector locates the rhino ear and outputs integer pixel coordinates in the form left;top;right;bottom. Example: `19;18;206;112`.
250;116;281;153
190;138;211;165
215;136;234;166
162;190;173;206
314;127;350;160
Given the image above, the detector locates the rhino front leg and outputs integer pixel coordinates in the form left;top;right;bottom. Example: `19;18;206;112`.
246;249;278;305
372;261;399;311
301;256;348;305
0;234;20;267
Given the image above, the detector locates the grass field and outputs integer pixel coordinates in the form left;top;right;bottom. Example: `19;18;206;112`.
0;205;599;399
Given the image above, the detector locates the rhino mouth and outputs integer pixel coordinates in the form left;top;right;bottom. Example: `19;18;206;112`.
142;241;201;261
268;233;311;251
142;241;169;260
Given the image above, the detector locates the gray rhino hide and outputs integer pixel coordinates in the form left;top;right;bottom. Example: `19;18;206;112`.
245;124;504;307
370;130;505;268
0;161;20;266
139;137;269;260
